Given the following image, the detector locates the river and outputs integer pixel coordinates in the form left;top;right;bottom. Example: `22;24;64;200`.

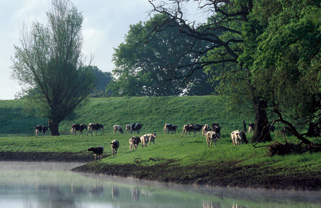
0;161;320;208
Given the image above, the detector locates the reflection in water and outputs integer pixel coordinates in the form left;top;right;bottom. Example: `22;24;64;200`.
0;162;320;208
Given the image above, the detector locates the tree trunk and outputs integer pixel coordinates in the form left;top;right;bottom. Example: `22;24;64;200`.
48;119;60;136
251;98;272;143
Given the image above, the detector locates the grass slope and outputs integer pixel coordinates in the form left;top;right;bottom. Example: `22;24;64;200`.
0;96;250;136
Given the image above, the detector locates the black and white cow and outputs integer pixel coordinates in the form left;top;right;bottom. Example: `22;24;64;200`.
248;123;255;133
70;124;87;136
111;140;120;156
129;123;143;134
35;125;49;137
87;146;104;161
182;124;195;136
163;124;177;134
88;123;104;136
211;123;221;134
129;136;140;151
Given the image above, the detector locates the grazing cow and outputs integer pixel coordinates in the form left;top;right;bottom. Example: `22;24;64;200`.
182;124;195;136
163;124;177;134
88;123;104;136
129;136;141;151
70;124;87;136
111;140;120;156
248;123;255;133
211;123;221;134
205;131;221;147
231;130;248;146
87;146;104;161
113;125;123;134
125;124;131;133
140;135;148;148
143;133;157;145
35;125;49;137
193;124;203;134
130;123;143;134
202;124;210;136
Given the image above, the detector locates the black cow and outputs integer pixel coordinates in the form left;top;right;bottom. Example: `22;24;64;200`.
111;140;120;156
211;123;221;134
35;125;49;137
193;124;203;134
88;123;104;135
70;124;87;136
88;146;104;161
163;124;177;134
129;123;143;134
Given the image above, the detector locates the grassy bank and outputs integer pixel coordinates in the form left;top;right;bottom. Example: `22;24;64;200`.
1;96;320;190
0;96;248;136
0;132;321;190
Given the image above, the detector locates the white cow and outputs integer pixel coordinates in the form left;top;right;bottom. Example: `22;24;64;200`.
231;130;248;145
143;133;157;145
113;125;123;134
205;131;220;147
140;135;148;148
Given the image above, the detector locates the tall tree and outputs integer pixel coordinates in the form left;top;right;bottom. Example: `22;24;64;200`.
110;14;214;96
240;0;321;143
149;0;273;142
11;0;94;135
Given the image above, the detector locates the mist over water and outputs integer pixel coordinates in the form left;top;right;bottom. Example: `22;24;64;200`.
0;161;320;208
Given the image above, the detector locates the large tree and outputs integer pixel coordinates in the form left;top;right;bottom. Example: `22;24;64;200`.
110;14;215;96
149;0;273;142
11;0;94;135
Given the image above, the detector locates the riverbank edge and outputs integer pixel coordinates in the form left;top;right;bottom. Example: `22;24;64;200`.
0;151;320;191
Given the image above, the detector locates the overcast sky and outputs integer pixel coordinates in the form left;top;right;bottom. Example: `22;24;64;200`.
0;0;205;100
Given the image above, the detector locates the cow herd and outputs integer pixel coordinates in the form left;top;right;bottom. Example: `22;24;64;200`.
34;122;254;161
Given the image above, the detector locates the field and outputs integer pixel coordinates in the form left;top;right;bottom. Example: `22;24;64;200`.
0;96;321;190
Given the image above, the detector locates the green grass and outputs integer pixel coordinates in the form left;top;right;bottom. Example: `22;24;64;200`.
0;96;249;136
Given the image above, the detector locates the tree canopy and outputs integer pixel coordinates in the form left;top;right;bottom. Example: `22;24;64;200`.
11;0;94;135
109;13;215;96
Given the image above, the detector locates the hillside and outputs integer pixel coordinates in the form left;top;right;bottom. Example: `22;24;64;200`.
0;96;252;136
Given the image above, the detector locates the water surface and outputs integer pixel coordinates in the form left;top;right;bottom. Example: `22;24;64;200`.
0;161;320;208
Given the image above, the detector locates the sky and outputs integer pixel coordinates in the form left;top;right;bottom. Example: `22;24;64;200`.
0;0;205;100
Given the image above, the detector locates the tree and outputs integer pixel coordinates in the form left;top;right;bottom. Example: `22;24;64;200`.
240;0;321;143
111;14;214;96
86;66;113;97
149;0;273;142
11;0;94;135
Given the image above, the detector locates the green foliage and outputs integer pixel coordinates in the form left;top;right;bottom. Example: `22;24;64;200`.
110;13;214;96
11;0;95;135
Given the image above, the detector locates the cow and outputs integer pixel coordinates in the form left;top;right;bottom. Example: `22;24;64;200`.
70;124;87;136
113;125;123;134
35;125;49;137
125;124;131;133
87;146;104;161
211;123;221;134
182;124;195;136
129;136;140;151
248;123;255;133
130;123;143;134
231;130;248;146
205;131;221;147
111;140;120;156
193;124;203;134
140;135;149;148
163;124;177;134
143;133;157;145
88;123;104;136
202;124;210;136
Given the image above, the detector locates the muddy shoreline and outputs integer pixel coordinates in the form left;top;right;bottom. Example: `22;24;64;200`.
0;151;320;191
